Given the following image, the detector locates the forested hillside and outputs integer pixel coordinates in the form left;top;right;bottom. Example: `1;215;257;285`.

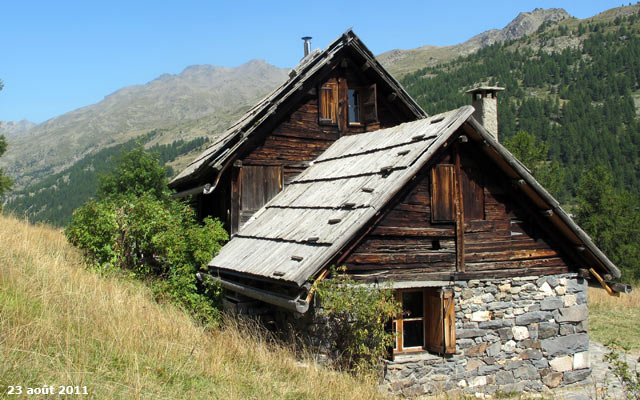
401;10;640;281
4;131;208;226
401;11;640;200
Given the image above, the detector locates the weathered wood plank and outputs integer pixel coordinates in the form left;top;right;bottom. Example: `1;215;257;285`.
371;226;456;237
347;252;456;265
465;256;566;271
466;247;559;262
347;265;570;282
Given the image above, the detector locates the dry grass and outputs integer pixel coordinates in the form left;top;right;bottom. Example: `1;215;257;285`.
0;214;382;399
588;285;640;352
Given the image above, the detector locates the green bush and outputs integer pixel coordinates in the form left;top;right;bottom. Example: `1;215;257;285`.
315;267;400;374
65;146;228;323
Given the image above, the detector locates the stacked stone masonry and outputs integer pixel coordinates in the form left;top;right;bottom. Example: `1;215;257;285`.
381;273;590;397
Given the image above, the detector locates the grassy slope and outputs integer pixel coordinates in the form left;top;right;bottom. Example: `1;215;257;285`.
588;287;640;352
0;214;381;399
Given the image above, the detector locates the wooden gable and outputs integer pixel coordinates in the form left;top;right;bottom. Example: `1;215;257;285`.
342;130;574;282
203;59;418;233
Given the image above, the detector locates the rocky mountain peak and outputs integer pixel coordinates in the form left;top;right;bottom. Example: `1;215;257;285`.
468;8;570;48
378;8;571;76
0;119;37;138
502;8;570;40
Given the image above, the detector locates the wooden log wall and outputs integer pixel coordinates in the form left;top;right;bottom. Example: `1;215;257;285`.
343;142;572;282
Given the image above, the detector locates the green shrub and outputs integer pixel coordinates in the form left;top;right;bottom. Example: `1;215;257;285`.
315;267;400;374
65;146;228;324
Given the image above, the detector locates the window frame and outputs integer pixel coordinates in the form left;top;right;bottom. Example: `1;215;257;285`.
392;287;456;356
393;289;425;353
318;79;378;128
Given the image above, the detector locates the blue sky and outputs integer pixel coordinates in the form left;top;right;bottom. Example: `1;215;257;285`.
0;0;630;123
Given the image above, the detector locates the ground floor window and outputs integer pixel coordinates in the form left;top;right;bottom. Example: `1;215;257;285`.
392;288;456;355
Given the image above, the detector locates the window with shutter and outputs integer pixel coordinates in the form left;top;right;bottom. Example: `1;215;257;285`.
319;79;378;128
392;288;456;355
431;164;456;223
319;82;338;125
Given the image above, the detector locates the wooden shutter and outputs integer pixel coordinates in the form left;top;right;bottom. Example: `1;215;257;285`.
361;83;378;124
240;165;283;225
431;164;456;222
424;288;456;354
443;290;456;354
319;82;338;125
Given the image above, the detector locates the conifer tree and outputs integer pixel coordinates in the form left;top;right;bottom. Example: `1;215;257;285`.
0;79;15;211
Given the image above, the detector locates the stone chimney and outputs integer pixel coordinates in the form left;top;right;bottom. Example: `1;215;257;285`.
466;86;504;141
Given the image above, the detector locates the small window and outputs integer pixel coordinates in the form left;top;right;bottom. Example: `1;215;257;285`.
348;89;360;123
392;288;456;354
318;79;377;127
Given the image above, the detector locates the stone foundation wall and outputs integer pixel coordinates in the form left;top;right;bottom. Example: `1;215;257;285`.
382;274;590;397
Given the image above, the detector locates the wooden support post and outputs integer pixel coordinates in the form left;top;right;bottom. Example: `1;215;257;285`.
230;161;242;235
454;145;465;272
305;269;330;304
589;268;620;297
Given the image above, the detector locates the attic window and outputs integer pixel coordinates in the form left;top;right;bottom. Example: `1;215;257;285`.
353;84;378;125
318;80;377;126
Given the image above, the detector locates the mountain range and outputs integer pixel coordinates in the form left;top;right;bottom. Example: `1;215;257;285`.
378;8;570;76
2;3;639;225
1;60;288;188
0;119;36;138
0;7;580;191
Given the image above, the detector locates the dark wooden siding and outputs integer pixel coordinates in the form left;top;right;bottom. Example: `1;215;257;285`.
344;169;458;281
343;140;572;281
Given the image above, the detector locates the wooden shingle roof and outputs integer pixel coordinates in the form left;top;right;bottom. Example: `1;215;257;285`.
208;105;623;288
208;107;474;285
169;30;427;190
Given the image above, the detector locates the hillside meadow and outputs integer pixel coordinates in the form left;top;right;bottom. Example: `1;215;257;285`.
1;213;637;399
0;214;382;399
589;286;640;351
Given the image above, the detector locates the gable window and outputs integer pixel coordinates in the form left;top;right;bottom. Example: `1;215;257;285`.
318;79;378;127
392;288;456;354
348;89;360;123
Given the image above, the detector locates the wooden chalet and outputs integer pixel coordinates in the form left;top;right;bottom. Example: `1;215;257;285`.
169;30;426;234
178;32;630;394
200;99;628;393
